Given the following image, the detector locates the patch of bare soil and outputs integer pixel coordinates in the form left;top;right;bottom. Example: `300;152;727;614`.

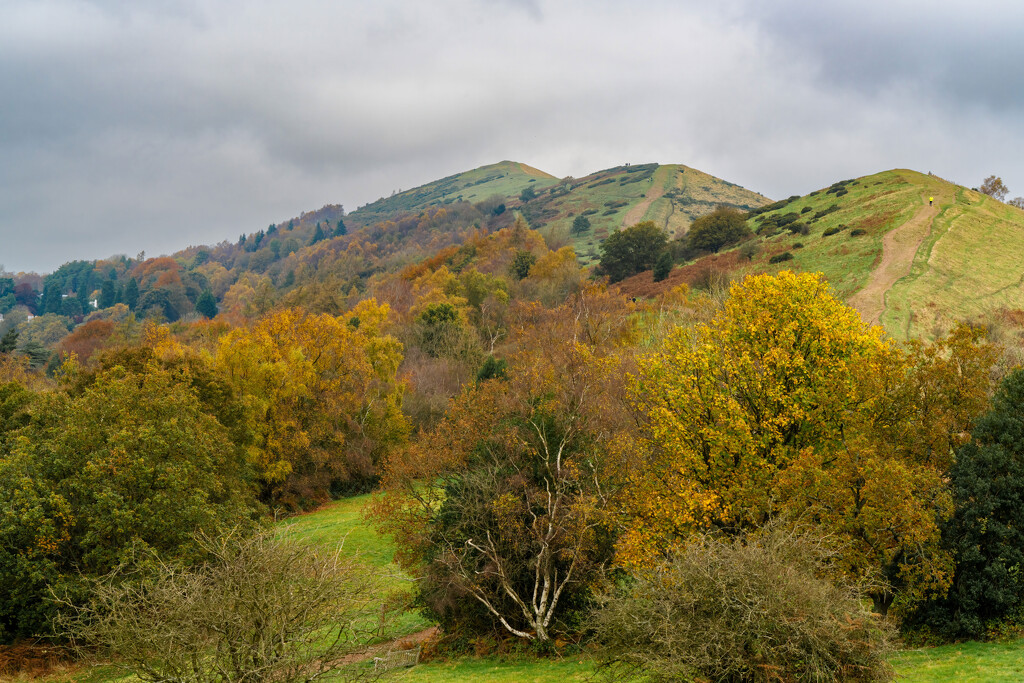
848;196;941;326
622;176;666;227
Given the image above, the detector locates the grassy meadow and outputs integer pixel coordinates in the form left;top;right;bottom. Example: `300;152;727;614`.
28;491;1024;682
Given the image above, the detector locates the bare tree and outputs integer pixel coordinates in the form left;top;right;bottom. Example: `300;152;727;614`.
980;175;1009;201
61;529;386;683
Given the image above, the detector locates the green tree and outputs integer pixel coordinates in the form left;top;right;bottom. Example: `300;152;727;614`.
124;278;139;311
597;221;667;283
42;282;62;315
686;205;750;253
195;289;218;319
571;215;591;235
0;329;17;354
334;219;347;237
0;365;259;641
311;223;326;244
519;185;537;202
653;250;673;282
99;279;116;309
909;369;1024;639
508;250;537;280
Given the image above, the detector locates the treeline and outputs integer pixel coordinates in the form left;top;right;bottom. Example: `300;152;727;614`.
0;218;598;645
5;203;1024;680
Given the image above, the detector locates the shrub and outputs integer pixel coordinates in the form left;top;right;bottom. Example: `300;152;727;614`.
850;228;867;236
793;242;804;249
593;526;894;683
823;226;842;237
62;529;384;683
801;206;813;213
787;222;810;235
769;251;794;264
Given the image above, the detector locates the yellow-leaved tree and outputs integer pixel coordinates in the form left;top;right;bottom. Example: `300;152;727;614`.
216;301;407;508
621;271;995;616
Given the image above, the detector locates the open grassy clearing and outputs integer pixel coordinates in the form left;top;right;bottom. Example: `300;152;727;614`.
36;492;1024;683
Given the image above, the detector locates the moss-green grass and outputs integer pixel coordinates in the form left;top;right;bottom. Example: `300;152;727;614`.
882;188;1024;339
891;638;1024;682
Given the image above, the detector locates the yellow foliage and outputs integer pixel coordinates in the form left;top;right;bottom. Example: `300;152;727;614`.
621;271;996;611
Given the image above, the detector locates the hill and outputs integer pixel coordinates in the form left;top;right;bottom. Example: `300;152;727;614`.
348;160;559;226
618;169;1024;341
347;160;771;267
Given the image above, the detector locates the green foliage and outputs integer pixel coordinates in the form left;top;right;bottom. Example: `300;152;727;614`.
769;251;794;263
571;215;591;235
652;250;672;282
195;288;218;319
508;250;537;280
685;205;750;253
0;365;260;642
476;355;508;382
520;186;537;203
124;278;139;311
597;221;667;283
908;369;1024;640
593;525;894;683
0;329;17;353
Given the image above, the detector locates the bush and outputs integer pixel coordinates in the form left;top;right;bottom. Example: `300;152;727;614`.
793;242;804;249
801;206;813;213
823;226;843;237
62;529;384;683
850;228;867;236
787;222;810;235
593;526;894;683
769;251;794;264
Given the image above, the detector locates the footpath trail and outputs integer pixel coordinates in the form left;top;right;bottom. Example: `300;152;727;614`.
622;167;668;227
341;626;439;665
848;195;942;327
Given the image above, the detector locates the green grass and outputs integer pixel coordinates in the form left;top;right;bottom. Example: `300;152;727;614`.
44;495;1024;682
891;638;1024;682
393;656;604;682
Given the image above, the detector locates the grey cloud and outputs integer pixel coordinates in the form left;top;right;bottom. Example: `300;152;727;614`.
1;0;1023;272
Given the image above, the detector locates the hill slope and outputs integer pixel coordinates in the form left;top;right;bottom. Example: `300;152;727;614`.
348;160;558;226
621;169;1024;341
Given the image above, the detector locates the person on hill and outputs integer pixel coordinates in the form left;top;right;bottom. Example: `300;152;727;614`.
929;196;934;206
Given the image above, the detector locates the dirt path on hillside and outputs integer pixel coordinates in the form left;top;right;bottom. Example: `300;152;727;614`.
848;196;940;326
622;169;667;227
339;626;439;666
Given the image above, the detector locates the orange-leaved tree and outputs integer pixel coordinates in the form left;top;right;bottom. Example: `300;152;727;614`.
372;286;635;641
216;301;407;508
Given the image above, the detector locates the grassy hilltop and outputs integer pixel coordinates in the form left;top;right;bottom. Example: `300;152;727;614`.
622;169;1024;341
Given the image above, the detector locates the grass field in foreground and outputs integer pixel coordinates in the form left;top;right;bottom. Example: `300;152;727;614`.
42;494;1024;683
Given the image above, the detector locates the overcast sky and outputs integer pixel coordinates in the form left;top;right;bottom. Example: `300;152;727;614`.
3;0;1023;273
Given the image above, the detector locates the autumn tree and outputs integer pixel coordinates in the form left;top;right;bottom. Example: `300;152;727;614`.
980;175;1009;201
373;286;635;642
620;272;995;615
216;303;407;507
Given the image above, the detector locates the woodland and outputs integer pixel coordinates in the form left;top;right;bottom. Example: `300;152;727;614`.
3;165;1024;682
